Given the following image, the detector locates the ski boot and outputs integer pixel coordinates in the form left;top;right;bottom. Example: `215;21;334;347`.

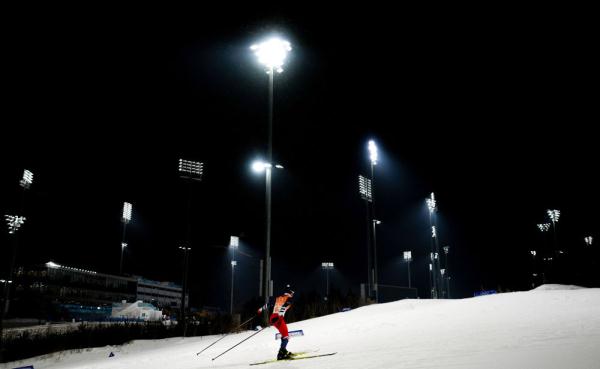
277;348;293;360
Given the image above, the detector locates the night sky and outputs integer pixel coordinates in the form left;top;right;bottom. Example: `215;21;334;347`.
1;6;598;310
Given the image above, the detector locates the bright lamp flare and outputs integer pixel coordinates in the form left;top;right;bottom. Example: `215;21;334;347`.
252;160;269;173
250;37;292;73
122;202;132;222
5;215;26;234
426;192;436;214
178;159;203;180
20;169;34;189
230;236;239;247
403;251;412;261
547;209;561;223
585;236;593;246
537;223;550;232
368;140;378;165
358;175;372;202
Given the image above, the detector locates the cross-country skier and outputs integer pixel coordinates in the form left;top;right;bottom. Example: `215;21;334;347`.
257;284;295;360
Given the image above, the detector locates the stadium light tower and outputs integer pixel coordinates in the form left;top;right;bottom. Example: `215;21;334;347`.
2;215;26;359
250;37;291;304
529;250;538;288
372;219;381;300
178;158;204;245
177;158;203;335
403;251;412;288
358;174;373;301
426;192;440;298
367;140;380;302
537;222;551;280
252;160;283;305
443;245;450;298
1;169;34;359
546;209;561;257
321;262;334;300
229;236;239;315
429;263;434;297
120;202;132;275
178;245;191;335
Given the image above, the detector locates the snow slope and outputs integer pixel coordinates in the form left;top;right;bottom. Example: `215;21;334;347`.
4;285;600;369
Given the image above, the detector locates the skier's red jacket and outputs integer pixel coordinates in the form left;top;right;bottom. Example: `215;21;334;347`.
258;292;293;319
258;292;294;340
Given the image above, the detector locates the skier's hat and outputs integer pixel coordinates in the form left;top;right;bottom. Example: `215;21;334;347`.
284;284;294;296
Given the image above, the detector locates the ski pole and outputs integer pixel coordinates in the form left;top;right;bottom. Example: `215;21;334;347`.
211;326;266;361
196;315;256;356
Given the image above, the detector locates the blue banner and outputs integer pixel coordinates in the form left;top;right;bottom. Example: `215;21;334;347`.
275;329;304;340
474;290;497;297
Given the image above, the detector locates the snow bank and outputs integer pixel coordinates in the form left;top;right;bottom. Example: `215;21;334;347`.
5;287;600;369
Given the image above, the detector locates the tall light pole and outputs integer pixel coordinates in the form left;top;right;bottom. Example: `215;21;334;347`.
178;158;204;244
529;250;538;288
178;245;191;336
367;140;379;302
583;236;594;285
120;202;132;275
229;236;239;315
428;262;433;297
403;251;412;288
547;209;561;254
252;160;284;305
372;219;381;301
443;245;450;298
251;37;291;307
177;158;202;337
537;222;551;283
1;215;26;361
2;169;32;360
547;209;561;280
321;262;334;300
440;269;446;297
426;193;439;298
358;174;373;301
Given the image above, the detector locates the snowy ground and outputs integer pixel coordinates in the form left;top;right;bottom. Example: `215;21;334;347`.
4;285;600;369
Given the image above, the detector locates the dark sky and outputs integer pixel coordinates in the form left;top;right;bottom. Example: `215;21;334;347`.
1;5;598;309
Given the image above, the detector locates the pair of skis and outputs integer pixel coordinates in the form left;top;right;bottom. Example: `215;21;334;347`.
194;319;336;365
250;352;337;366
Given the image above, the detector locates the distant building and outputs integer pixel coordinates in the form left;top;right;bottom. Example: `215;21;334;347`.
15;261;186;321
30;261;138;305
136;277;187;309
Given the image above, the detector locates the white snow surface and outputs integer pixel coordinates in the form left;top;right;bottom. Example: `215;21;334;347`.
4;285;600;369
532;284;585;291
